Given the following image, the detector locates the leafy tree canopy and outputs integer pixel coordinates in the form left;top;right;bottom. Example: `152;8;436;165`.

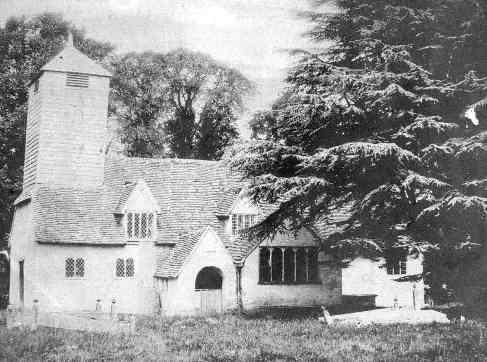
111;49;254;159
110;52;167;157
162;49;253;159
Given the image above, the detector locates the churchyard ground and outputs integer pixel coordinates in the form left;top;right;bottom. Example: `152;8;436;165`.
0;311;486;361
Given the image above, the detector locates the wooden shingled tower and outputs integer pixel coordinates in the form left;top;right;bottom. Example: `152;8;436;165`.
23;33;112;189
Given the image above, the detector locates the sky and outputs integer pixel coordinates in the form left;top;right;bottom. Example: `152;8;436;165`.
0;0;317;135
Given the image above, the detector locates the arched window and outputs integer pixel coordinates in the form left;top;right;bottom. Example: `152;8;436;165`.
195;267;222;290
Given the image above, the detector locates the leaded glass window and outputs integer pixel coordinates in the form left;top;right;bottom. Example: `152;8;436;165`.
65;257;85;278
126;212;156;241
258;247;320;284
231;214;257;236
115;258;135;278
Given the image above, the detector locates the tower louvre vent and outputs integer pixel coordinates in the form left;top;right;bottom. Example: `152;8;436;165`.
66;72;89;88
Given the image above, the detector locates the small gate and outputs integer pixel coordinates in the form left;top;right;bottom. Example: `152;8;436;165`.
195;266;223;315
198;289;223;315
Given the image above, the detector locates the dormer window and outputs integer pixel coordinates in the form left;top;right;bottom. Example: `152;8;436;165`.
126;211;155;241
118;179;161;242
231;214;257;236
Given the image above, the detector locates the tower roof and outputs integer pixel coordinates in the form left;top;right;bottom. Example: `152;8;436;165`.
40;39;112;78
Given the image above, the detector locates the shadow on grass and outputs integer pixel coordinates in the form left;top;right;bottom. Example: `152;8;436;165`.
242;304;384;321
427;303;487;323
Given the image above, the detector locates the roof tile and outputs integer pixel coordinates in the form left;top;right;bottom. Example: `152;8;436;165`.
26;155;348;277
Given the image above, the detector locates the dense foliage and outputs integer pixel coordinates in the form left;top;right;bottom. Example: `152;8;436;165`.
0;13;114;248
231;0;487;269
110;52;167;157
111;49;253;159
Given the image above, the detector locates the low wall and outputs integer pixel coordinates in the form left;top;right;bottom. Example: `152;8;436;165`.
5;307;136;333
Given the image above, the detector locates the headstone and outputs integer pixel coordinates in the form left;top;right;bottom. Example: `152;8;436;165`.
129;314;136;333
320;306;334;325
110;299;116;320
31;299;39;331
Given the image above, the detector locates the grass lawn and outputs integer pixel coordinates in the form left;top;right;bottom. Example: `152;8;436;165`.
0;313;486;361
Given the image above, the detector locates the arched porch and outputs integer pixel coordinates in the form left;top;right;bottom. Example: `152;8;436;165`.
195;266;223;314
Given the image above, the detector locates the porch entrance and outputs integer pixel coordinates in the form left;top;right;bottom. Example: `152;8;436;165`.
195;267;223;315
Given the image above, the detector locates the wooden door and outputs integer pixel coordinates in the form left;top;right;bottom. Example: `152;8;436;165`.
199;289;223;315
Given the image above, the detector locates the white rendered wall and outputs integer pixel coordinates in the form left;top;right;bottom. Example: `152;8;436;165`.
241;231;342;309
342;256;425;308
158;228;237;316
9;203;163;314
226;197;342;310
9;203;34;308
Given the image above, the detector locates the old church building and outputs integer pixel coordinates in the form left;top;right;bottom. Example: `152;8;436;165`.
8;39;424;316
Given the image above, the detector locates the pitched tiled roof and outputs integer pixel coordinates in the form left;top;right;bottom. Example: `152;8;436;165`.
103;156;239;245
41;43;111;77
27;156;253;268
215;187;241;217
32;185;124;245
155;228;206;278
114;182;137;214
24;154;350;278
224;235;261;264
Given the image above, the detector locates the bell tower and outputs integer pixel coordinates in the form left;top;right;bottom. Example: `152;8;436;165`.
23;34;112;189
